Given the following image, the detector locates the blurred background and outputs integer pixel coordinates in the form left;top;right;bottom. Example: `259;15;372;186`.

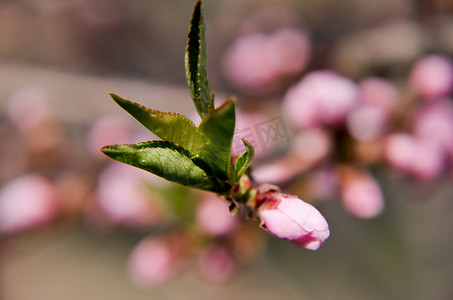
1;0;453;299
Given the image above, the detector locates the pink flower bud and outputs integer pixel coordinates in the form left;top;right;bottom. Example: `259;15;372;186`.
283;70;359;129
359;77;399;113
384;133;445;181
384;133;417;172
222;33;272;93
196;195;237;237
340;173;384;219
409;54;453;100
95;163;161;228
291;128;332;164
410;139;445;181
266;28;311;77
346;104;387;141
127;236;182;287
222;28;310;94
0;174;58;234
282;85;321;129
254;187;330;250
412;99;453;152
197;245;236;284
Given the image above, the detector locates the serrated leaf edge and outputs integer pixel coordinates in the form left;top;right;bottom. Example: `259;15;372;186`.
185;0;212;118
110;93;199;128
101;140;223;192
101;140;192;158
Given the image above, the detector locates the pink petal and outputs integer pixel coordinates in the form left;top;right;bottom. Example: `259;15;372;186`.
259;208;306;240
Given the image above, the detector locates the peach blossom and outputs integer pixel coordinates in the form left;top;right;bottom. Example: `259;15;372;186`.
95;163;161;227
384;133;418;172
222;28;310;94
359;77;399;113
127;236;180;287
196;195;237;237
384;133;445;181
291;128;332;163
0;174;58;234
254;186;330;250
341;175;384;219
412;99;453;152
283;70;359;129
409;54;453;100
346;104;387;141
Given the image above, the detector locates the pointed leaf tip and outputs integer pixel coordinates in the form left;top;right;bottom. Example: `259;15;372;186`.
234;139;255;181
101;141;221;192
185;0;212;118
107;93;204;155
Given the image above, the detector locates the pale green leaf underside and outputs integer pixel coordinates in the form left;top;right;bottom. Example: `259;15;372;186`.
234;139;255;181
185;0;213;118
101;141;219;192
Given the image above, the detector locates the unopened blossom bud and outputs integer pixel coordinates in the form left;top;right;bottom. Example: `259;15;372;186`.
230;174;252;202
384;133;445;181
409;54;453;100
283;70;359;129
196;195;238;237
384;133;417;173
291;128;332;164
222;28;310;95
359;77;399;113
0;174;58;234
95;163;161;228
252;186;330;250
282;86;320;129
346;104;387;141
410;139;445;181
266;28;311;77
127;236;183;287
412;99;453;152
340;170;384;219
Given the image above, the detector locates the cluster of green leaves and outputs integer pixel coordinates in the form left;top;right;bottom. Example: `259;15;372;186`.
101;0;254;195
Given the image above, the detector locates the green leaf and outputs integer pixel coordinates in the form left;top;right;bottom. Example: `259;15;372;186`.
185;0;213;118
109;93;204;154
234;139;255;181
198;98;236;180
101;140;220;192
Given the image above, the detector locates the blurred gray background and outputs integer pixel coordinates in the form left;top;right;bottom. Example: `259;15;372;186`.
1;0;453;299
